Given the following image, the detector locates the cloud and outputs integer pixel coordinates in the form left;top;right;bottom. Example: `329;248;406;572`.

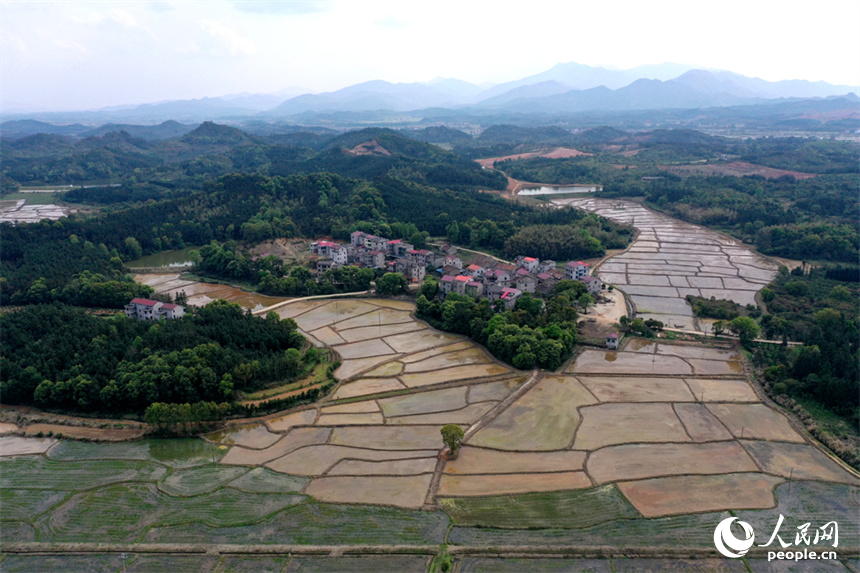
199;19;258;56
232;1;332;15
375;16;407;28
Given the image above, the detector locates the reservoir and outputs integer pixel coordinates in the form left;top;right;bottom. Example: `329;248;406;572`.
518;184;600;196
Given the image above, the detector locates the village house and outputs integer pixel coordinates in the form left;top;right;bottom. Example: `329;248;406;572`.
565;261;590;281
361;250;385;269
581;275;603;295
515;275;537;293
443;256;463;270
606;332;620;350
465;264;485;278
439;275;455;295
125;298;185;321
465;281;483;297
452;275;470;295
539;260;556;273
515;256;540;273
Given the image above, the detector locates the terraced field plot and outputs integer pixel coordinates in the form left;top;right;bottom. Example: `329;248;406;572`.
201;298;522;508
554;198;778;330
3;299;858;566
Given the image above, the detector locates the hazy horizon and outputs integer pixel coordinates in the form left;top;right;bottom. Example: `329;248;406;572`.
2;0;859;113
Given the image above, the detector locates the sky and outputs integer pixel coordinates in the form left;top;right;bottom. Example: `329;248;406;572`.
2;0;859;112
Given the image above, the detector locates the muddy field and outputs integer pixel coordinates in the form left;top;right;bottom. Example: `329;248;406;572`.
555;198;779;330
3;297;858;564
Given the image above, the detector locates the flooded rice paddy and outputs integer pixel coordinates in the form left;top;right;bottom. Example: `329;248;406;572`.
2;297;859;562
554;198;779;330
135;273;284;310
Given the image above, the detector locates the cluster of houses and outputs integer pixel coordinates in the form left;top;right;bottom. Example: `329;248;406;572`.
125;298;185;320
438;254;603;309
310;234;605;310
311;231;449;283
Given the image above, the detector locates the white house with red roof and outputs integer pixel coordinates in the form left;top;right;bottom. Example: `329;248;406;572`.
515;256;540;273
125;298;185;321
565;261;590;281
606;332;620;350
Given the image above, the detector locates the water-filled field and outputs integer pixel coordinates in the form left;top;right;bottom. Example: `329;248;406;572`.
555;198;778;330
3;298;858;567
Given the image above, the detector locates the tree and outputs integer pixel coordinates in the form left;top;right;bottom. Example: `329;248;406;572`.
712;320;725;337
375;272;408;296
418;278;439;300
441;424;464;458
729;316;760;344
578;293;595;314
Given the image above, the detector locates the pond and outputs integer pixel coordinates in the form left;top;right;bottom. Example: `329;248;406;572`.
127;246;199;269
518;184;600;196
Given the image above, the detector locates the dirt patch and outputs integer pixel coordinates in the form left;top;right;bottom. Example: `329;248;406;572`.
305;474;432;508
346;140;392;156
674;403;734;441
379;386;467;417
618;473;783;517
470;375;596;451
740;440;860;484
445;447;586;475
578;376;695;403
399;364;510;388
220;427;330;466
326;457;437;476
245;238;309;261
331;378;406;400
316;412;386;425
587;442;758;484
683;378;758;402
573;403;690;450
438;472;592;496
267;444;438;476
0;435;56;456
386;402;496;425
707;404;805;442
23;424;145;442
403;348;492;373
662;161;816;180
330;425;444;450
571;350;693;376
205;423;281;449
265;409;318;432
475;147;592;168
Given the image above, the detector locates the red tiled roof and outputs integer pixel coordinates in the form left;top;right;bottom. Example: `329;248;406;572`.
516;268;529;275
161;303;178;310
537;272;552;280
441;275;455;282
454;275;470;282
388;239;401;244
130;298;160;306
607;333;619;339
524;257;537;262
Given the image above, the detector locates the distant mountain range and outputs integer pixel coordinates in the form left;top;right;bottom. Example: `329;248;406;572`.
2;62;858;132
